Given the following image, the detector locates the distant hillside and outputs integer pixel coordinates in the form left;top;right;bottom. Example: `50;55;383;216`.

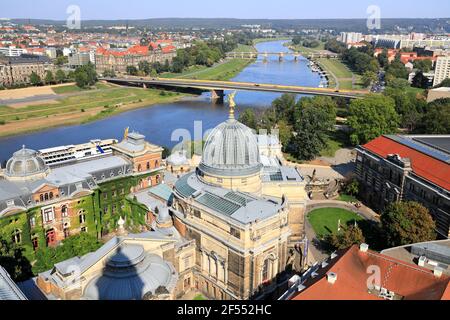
8;18;450;33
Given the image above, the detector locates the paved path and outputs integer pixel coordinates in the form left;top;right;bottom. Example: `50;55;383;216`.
304;200;380;265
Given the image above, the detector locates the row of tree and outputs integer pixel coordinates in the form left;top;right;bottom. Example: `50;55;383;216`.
239;88;449;162
28;63;98;89
239;94;337;161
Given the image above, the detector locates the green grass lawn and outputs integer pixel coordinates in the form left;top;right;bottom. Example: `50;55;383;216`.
337;194;359;203
165;59;253;81
193;294;207;300
52;83;111;94
320;130;352;158
316;58;364;90
233;44;256;53
0;87;184;123
307;208;364;238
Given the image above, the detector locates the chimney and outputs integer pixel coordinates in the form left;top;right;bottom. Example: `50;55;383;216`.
360;243;369;253
418;256;427;267
434;267;443;278
327;272;337;285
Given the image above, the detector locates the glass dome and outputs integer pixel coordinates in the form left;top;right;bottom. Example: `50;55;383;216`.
199;119;262;177
5;146;49;178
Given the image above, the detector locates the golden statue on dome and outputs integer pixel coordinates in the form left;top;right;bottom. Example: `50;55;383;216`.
228;91;237;120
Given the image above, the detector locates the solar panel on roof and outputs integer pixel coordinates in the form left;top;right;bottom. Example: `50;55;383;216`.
197;193;241;216
224;192;251;206
175;174;196;198
387;135;450;163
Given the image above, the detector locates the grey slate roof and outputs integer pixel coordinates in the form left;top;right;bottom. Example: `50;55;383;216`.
0;155;133;217
0;266;27;300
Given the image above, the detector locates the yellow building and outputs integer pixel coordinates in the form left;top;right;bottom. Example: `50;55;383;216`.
171;97;308;299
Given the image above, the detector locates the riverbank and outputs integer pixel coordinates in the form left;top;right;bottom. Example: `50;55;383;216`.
288;42;363;90
0;85;189;138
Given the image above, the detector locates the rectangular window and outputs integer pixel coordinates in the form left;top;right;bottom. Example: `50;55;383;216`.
81;227;87;233
42;208;55;223
230;227;241;239
30;217;36;228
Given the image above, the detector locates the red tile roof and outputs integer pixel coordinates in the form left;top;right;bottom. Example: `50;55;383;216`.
292;246;450;300
362;136;450;190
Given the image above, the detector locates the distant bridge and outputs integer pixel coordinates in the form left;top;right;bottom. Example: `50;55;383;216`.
226;51;339;61
100;77;369;99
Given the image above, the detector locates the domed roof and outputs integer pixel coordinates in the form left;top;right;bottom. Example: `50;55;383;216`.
167;150;189;166
83;245;178;300
199;118;262;177
5;146;49;178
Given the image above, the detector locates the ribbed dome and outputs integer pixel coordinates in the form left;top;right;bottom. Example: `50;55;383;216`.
199;119;262;177
5;146;49;178
83;245;177;300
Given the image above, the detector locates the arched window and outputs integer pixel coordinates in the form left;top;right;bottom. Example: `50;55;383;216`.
138;164;142;172
262;258;270;282
79;214;86;224
11;229;21;244
156;175;161;184
44;193;49;201
49;192;54;200
146;162;151;170
46;229;56;246
40;194;44;202
32;236;39;251
61;205;68;217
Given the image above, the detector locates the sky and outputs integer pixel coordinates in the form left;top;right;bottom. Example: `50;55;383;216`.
1;0;449;20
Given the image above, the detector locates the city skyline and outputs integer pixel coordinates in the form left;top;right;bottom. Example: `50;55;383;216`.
2;0;450;20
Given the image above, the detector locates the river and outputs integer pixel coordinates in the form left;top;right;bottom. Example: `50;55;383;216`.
0;40;321;162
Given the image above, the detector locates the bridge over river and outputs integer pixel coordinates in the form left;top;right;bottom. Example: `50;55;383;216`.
100;77;368;99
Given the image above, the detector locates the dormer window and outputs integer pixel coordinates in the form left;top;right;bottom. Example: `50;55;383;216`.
6;200;14;207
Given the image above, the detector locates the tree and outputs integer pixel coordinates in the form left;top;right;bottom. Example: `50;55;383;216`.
30;71;42;86
288;97;336;160
138;61;151;75
44;70;54;85
412;71;430;89
74;63;97;88
385;56;409;80
102;69;116;78
384;86;427;132
55;55;68;66
381;201;436;247
238;108;257;129
326;225;366;250
0;236;33;282
415;99;450;134
377;49;389;68
55;69;66;83
75;71;89;88
348;95;400;145
413;59;432;73
276;120;293;150
126;65;138;76
362;71;377;87
272;93;297;124
434;78;450;88
344;179;360;196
